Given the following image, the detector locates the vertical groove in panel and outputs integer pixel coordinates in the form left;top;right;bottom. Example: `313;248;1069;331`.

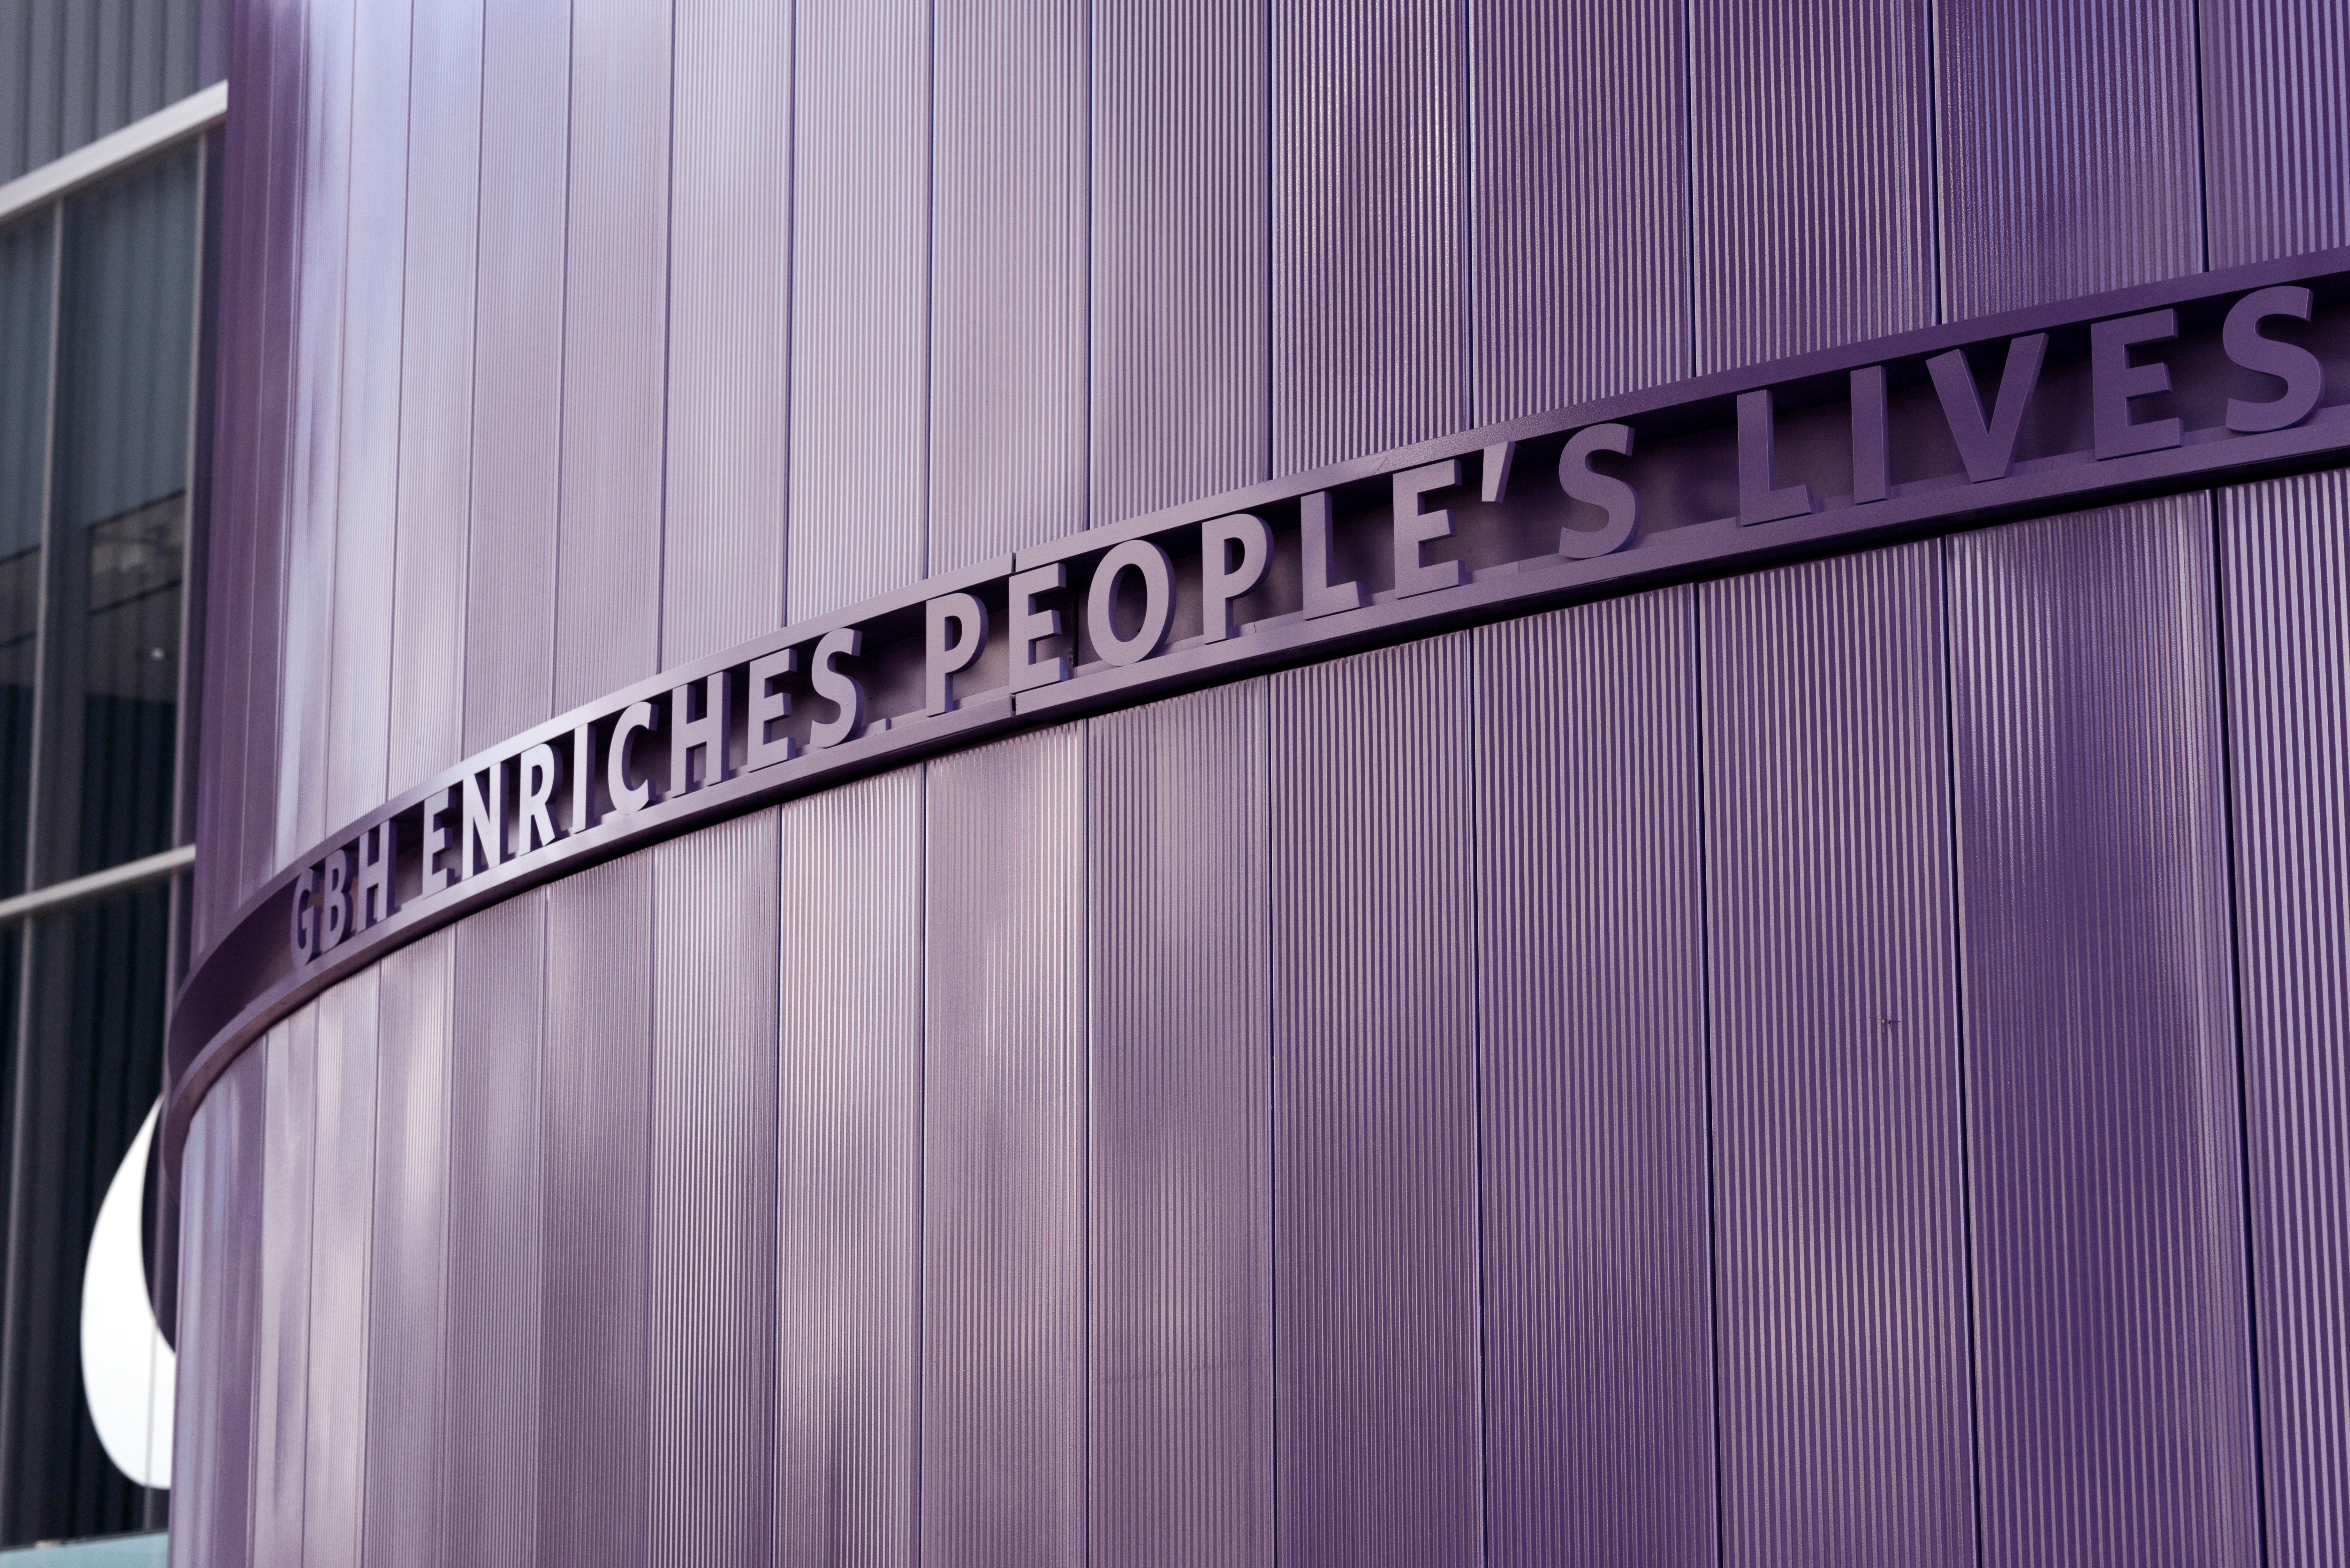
786;0;929;619
364;929;452;1568
253;1016;316;1566
1269;636;1481;1567
2199;0;2350;266
1086;682;1272;1568
462;0;569;753
442;891;547;1568
303;968;378;1568
663;0;790;665
1272;0;1464;475
774;771;923;1567
1700;547;1976;1567
550;0;670;712
922;729;1087;1568
385;0;484;796
1470;0;1689;419
2218;470;2350;1568
1935;0;2204;318
539;854;653;1568
650;816;780;1566
1688;0;1934;373
1473;592;1714;1568
1088;0;1268;524
927;0;1090;569
1948;497;2259;1568
172;1049;266;1568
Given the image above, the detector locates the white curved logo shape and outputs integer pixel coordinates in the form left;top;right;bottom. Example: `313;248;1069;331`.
81;1101;173;1489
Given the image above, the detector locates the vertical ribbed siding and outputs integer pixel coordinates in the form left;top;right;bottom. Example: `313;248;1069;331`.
550;0;669;713
442;892;547;1568
363;929;452;1568
775;772;923;1567
1470;0;1690;419
927;0;1090;567
662;0;790;667
253;1018;315;1565
1269;637;1481;1567
1272;0;1465;474
785;0;929;620
1088;0;1268;524
922;730;1088;1568
1473;592;1715;1568
461;0;569;753
1700;546;1976;1567
1688;0;1935;373
2218;470;2350;1568
303;969;379;1568
2199;0;2350;266
1948;498;2259;1568
649;815;781;1565
538;857;653;1568
1086;682;1272;1568
0;0;201;182
385;0;483;797
1935;0;2205;319
172;1049;266;1568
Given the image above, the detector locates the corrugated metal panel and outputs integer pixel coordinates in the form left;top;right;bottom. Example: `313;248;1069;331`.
662;0;790;667
1272;0;1464;475
1473;591;1715;1568
2217;469;2350;1568
1086;682;1272;1568
1946;497;2260;1567
386;0;484;797
2198;0;2350;267
1700;546;1976;1567
1688;0;1934;373
442;891;547;1568
785;0;929;620
171;1047;266;1568
461;0;569;753
1934;0;2204;319
0;0;201;181
1089;0;1268;524
253;1016;315;1566
650;815;780;1565
927;0;1090;568
303;968;379;1568
922;730;1087;1568
363;928;453;1568
1469;0;1689;418
774;770;923;1565
550;0;669;712
1268;636;1481;1566
539;853;653;1568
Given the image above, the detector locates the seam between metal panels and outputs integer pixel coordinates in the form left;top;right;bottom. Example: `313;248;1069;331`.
650;0;679;667
916;0;935;581
1922;0;1947;326
1261;677;1279;1568
912;758;929;1561
1076;718;1092;1567
776;1;800;628
1677;0;1695;381
1464;624;1492;1567
373;6;419;810
2188;0;2210;275
1690;584;1725;1567
539;0;579;729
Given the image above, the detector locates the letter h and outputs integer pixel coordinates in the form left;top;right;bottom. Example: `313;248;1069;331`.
671;672;731;797
354;818;398;928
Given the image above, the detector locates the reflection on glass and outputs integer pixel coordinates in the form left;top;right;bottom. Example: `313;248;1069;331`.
0;215;52;896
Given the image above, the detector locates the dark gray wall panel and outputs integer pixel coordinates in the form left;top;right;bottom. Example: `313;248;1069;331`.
774;771;923;1566
1473;592;1714;1568
2219;470;2350;1568
923;730;1087;1568
1469;0;1689;419
538;855;653;1568
1701;546;1976;1567
1688;0;1934;373
786;0;929;620
1935;0;2204;319
253;1016;315;1565
1086;682;1272;1568
172;1048;266;1568
2200;0;2350;267
303;969;379;1568
1272;0;1465;474
1269;636;1481;1567
663;0;791;667
650;814;781;1565
927;0;1090;568
0;0;201;182
1947;497;2259;1568
1089;0;1268;524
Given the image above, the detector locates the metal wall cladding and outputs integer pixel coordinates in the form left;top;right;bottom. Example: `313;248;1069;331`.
1087;682;1274;1568
2199;0;2350;267
1701;545;1976;1568
2218;470;2350;1568
171;1048;265;1568
1269;636;1482;1568
1469;0;1690;419
1472;593;1714;1568
1947;497;2261;1568
0;0;207;184
775;771;924;1567
923;730;1088;1568
253;1014;315;1566
303;969;380;1568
